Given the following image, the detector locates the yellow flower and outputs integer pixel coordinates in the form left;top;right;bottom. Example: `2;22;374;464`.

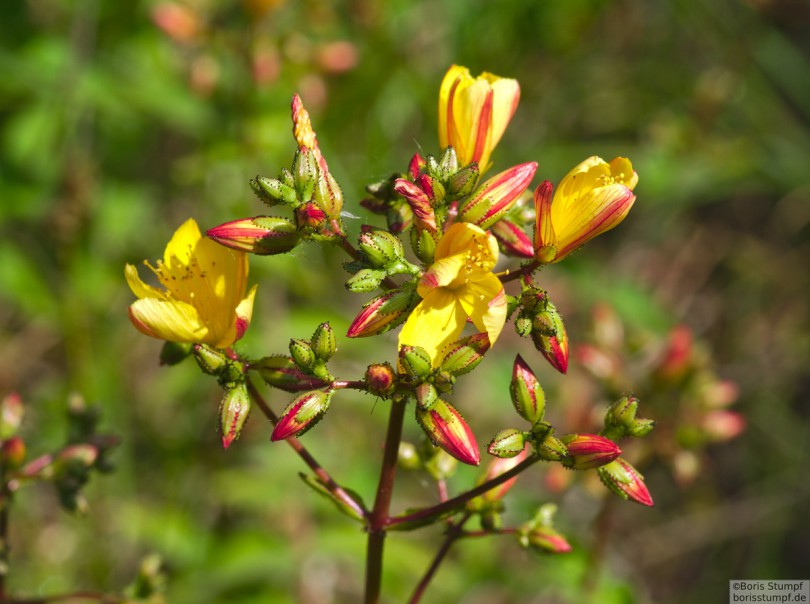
438;65;520;172
398;222;507;364
534;156;638;263
126;218;257;348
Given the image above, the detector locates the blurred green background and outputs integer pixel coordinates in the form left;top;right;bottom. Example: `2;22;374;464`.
1;0;809;602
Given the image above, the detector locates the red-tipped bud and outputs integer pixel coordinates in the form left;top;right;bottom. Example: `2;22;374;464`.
415;383;438;410
510;355;546;424
207;216;300;255
530;296;569;374
220;383;251;449
294;202;327;231
416;174;445;205
598;458;654;506
0;392;24;440
271;389;333;441
365;363;396;396
394;178;437;232
1;437;26;470
702;410;746;442
458;162;537;229
532;180;557;263
192;343;229;376
446;162;480;197
347;287;418;338
654;324;693;381
523;526;572;554
491;218;534;258
562;434;621;470
255;356;329;392
408;153;426;180
438;333;491;377
415;399;480;466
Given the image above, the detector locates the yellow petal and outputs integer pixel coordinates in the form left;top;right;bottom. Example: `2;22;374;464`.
213;283;258;348
456;273;507;345
398;289;467;364
163;217;202;268
418;253;466;295
439;65;470;149
125;264;167;300
128;297;209;343
488;76;520;149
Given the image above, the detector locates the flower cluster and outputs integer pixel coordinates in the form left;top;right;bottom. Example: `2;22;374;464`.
124;64;661;601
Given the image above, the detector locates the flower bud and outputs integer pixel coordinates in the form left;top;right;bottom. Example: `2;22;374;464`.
207;216;301;255
394;178;437;232
408;153;426;180
598;458;653;506
416;174;446;206
255;356;329;392
562;434;622;470
250;176;299;206
654;324;693;382
311;322;336;362
398;345;433;380
193;344;229;376
358;226;405;268
345;269;386;293
289;338;315;369
415;399;480;466
1;437;26;470
438;333;491;376
510;355;546;424
446;162;480;197
0;392;24;440
702;410;746;442
365;363;396;396
515;315;532;337
415;382;438;410
458;162;537;229
220;383;251;449
438;145;459;179
159;341;192;366
491;218;534;258
530;297;569;374
346;286;418;338
292;146;318;201
279;167;295;189
271;389;333;441
522;526;572;554
410;224;439;264
432;370;455;393
487;428;527;458
294;202;327;231
530;423;567;462
313;168;343;220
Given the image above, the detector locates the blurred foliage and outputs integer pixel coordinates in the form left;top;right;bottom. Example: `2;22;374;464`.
1;0;809;602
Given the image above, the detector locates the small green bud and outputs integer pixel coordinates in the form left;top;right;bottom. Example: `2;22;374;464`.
346;268;387;292
487;428;528;458
358;226;405;268
415;382;438;410
289;338;316;369
365;363;396;396
480;509;503;532
425;154;441;178
250;176;299;206
311;322;337;362
410;225;438;264
433;370;455;393
515;314;532;337
279;167;295;189
254;356;329;392
447;162;480;197
271;389;333;441
193;344;229;376
438;146;459;180
292;146;318;201
398;346;433;380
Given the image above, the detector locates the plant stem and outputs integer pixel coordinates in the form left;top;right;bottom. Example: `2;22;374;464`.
364;399;407;604
0;591;119;603
499;260;540;284
408;512;472;604
387;456;539;528
246;379;367;520
0;490;8;601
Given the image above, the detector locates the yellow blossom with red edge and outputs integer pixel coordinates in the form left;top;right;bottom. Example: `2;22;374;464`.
398;222;507;365
439;65;520;172
534;156;638;263
125;218;257;348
